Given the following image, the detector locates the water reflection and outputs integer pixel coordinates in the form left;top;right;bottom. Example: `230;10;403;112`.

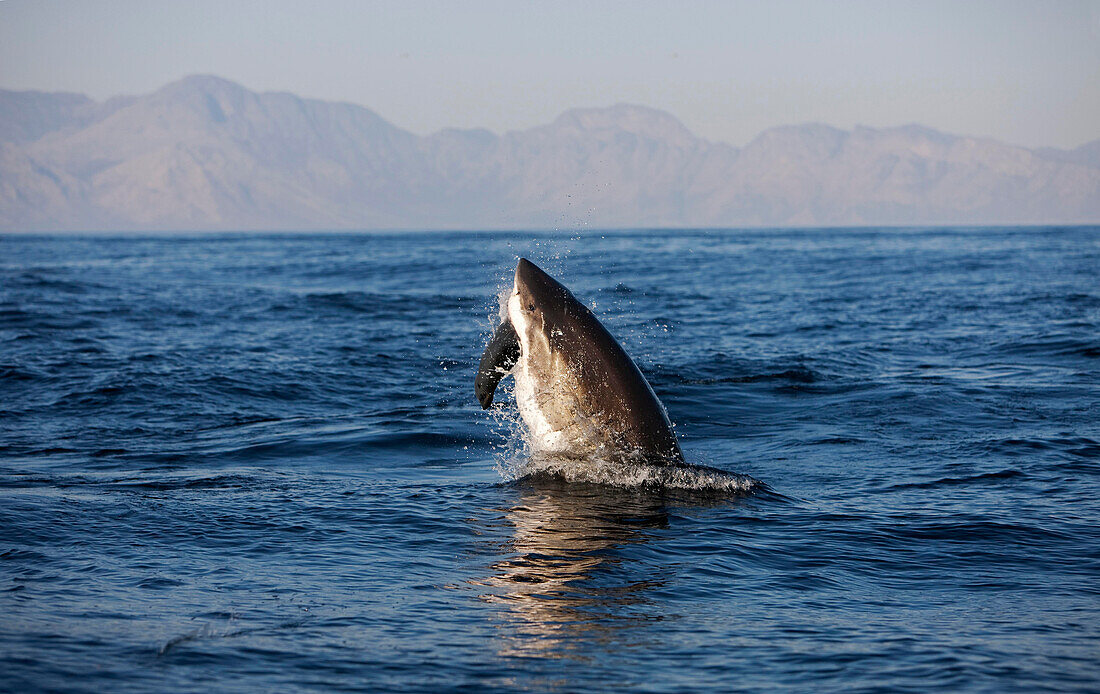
480;479;677;660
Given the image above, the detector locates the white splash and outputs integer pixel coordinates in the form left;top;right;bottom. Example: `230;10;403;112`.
515;453;758;493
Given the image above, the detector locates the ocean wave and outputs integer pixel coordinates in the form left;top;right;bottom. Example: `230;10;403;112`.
269;290;481;317
962;436;1100;458
886;469;1025;491
0;364;48;382
651;352;825;387
997;335;1099;359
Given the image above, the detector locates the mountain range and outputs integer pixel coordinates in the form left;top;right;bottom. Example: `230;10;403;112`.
2;75;1098;231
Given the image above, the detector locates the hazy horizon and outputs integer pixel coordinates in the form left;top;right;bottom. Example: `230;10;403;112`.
2;0;1098;150
3;73;1098;231
5;72;1100;154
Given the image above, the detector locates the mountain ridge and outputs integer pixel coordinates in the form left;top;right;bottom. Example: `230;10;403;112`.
2;75;1098;231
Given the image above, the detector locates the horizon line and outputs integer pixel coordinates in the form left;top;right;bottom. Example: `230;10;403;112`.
5;223;1100;238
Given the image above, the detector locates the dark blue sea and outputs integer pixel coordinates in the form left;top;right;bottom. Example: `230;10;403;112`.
2;228;1098;692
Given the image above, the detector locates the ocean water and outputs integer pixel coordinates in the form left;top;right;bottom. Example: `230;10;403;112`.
1;227;1098;692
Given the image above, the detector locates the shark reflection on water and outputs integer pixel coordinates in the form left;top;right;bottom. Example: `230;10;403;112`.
474;479;739;661
478;482;671;660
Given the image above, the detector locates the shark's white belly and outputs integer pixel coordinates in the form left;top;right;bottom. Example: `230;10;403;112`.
508;293;602;456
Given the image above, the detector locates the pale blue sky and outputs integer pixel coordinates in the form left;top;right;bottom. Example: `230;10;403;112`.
1;0;1098;148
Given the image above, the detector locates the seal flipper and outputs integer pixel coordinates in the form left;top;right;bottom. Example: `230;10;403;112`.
475;320;521;409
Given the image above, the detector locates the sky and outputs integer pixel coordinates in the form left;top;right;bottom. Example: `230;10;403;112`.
1;0;1098;149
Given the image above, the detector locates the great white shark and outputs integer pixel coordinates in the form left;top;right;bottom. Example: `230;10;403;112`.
475;258;684;465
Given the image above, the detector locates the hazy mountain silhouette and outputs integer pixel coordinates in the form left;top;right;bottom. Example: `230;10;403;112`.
2;75;1098;230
